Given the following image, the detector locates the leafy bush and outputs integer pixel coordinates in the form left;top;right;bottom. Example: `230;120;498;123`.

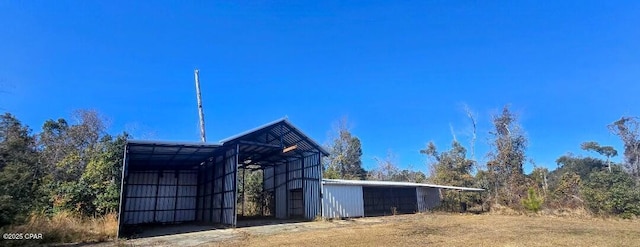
581;169;640;217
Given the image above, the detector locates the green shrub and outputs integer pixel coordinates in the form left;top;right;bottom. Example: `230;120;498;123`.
581;169;640;217
522;188;544;213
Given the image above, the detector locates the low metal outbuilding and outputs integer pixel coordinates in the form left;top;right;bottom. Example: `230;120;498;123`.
321;179;484;218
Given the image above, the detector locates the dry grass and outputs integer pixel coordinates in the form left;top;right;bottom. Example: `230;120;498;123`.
0;211;118;246
216;213;640;247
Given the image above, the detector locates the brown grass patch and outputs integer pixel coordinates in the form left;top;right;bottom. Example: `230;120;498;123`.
217;213;640;247
0;211;117;246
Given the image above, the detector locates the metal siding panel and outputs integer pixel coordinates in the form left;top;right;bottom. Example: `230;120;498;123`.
158;185;176;197
264;167;274;191
211;158;224;223
212;193;221;222
123;171;157;225
156;198;175;210
289;159;302;190
185;198;197;210
180;171;198;185
303;154;321;219
322;184;364;218
222;148;236;225
417;187;441;211
275;163;287;219
156;211;173;223
123;169;200;226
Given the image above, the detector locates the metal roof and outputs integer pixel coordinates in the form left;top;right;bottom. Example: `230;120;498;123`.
219;117;330;156
124;118;329;170
126;140;221;170
322;179;485;192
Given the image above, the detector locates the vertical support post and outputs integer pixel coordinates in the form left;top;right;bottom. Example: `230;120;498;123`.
194;69;206;142
173;170;179;224
301;156;305;219
458;190;462;213
273;165;276;215
285;160;289;218
480;191;484;212
242;165;245;217
209;159;215;222
153;170;162;223
219;153;225;222
233;144;239;227
116;145;129;238
318;152;323;218
195;164;202;221
261;168;265;217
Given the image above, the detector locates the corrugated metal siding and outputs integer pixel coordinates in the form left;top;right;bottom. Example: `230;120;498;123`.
176;171;197;222
264;166;274;191
274;153;322;220
212;159;223;223
303;153;321;219
417;187;441;212
122;170;198;225
275;162;287;219
322;184;364;218
288;159;302;190
196;154;229;224
222;147;237;225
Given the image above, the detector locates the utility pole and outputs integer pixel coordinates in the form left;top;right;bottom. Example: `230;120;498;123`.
194;69;206;142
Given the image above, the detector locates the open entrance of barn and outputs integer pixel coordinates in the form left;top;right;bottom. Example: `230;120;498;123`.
362;186;417;216
117;119;328;238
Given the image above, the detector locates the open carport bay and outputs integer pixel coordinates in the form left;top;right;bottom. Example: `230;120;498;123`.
117;119;329;238
363;187;417;216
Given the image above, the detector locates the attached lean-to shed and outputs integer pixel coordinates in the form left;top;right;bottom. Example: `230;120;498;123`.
321;179;484;218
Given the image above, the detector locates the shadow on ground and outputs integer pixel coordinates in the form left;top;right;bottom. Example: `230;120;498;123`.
118;215;309;239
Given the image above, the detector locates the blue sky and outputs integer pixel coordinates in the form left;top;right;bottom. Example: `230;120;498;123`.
1;1;639;174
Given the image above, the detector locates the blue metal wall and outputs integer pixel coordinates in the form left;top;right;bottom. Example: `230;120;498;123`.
121;170;198;225
195;146;237;225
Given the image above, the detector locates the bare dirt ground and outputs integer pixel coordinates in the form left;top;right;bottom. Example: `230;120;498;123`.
97;213;640;247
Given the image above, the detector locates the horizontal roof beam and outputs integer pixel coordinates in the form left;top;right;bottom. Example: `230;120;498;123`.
238;140;281;149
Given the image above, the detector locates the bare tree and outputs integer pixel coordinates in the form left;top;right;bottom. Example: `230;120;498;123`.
369;150;399;181
463;104;478;170
449;123;457;142
608;117;640;181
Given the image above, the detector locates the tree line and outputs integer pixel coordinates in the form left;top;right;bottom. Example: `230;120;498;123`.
1;106;639;229
0;110;127;226
322;107;640;217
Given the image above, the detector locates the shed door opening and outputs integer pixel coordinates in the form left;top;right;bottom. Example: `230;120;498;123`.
289;189;303;217
362;187;417;216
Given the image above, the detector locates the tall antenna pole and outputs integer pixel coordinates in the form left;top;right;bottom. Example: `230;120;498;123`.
194;69;206;142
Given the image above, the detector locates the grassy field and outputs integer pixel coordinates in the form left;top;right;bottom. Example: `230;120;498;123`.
212;213;640;247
